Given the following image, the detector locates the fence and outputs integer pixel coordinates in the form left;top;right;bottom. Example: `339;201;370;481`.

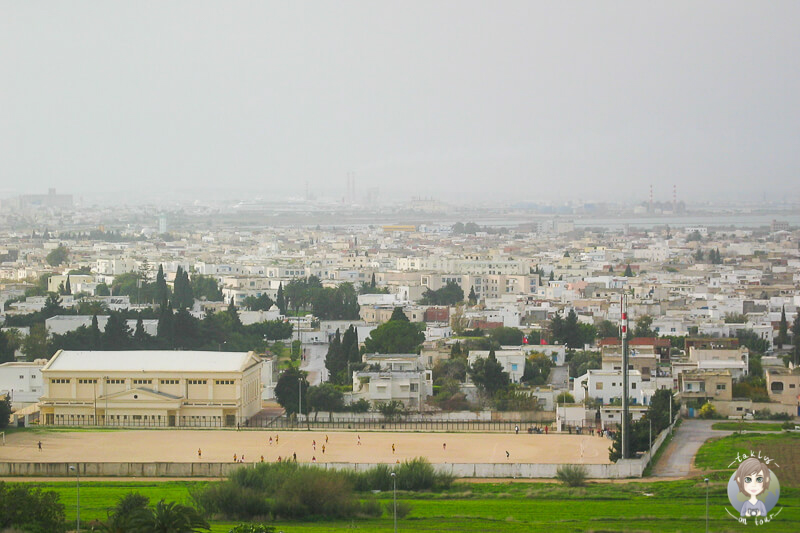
261;416;552;432
0;460;645;479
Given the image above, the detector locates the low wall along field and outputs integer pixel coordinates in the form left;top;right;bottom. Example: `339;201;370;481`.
0;428;651;478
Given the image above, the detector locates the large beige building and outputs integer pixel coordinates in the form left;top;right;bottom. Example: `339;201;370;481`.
40;350;262;427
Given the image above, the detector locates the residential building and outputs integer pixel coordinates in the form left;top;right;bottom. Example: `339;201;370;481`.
468;350;526;383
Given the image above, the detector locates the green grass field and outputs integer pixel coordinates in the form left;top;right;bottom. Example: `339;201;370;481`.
694;431;800;486
710;422;785;432
29;478;800;532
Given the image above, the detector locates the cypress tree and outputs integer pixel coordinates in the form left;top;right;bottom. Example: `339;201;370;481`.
65;275;72;295
276;283;286;315
155;264;168;307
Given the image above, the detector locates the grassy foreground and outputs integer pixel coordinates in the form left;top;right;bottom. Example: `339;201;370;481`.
694;431;800;486
33;478;800;532
710;422;785;432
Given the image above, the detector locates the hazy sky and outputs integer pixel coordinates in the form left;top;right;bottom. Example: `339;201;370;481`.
2;2;799;205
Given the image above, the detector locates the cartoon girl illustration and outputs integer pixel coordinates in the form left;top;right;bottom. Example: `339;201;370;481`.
734;457;770;517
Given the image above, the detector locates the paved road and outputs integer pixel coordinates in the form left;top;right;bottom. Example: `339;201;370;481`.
653;419;732;477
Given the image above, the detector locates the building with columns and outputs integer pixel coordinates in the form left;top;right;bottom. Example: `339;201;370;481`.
39;350;262;427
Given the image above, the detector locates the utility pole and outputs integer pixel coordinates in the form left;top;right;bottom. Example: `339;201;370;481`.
621;293;630;459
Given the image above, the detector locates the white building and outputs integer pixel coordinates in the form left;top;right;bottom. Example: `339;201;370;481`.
349;353;433;411
0;360;46;406
573;369;645;405
468;350;526;383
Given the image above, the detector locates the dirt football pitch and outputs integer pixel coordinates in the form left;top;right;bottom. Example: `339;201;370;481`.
0;429;612;465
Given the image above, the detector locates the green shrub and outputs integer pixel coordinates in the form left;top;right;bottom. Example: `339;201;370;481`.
228;524;276;533
754;408;792;421
359;497;383;518
555;464;588;487
191;482;271;520
273;468;358;519
0;482;66;533
385;500;413;519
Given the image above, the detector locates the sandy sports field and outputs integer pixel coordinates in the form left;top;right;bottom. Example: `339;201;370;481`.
0;429;612;465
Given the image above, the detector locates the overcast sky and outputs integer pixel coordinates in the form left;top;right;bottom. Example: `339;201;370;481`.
1;1;799;205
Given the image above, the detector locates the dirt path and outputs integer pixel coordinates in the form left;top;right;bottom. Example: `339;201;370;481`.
652;419;731;477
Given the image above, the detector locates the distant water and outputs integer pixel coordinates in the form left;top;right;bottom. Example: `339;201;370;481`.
475;213;800;230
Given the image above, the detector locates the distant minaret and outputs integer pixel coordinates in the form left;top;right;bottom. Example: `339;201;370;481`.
649;185;653;213
673;185;677;212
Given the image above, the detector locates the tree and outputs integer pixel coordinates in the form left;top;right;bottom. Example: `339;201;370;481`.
634;315;656;338
324;329;345;384
190;274;223;301
687;230;702;242
419;281;464;306
274;366;309;416
467;349;509;398
96;282;111;296
276;283;286;315
624;264;633;277
129;499;210;532
64;275;72;295
468;286;477;305
242;294;274;311
363;320;425;354
42;292;64;318
90;314;102;350
777;306;789;348
133;316;153;349
226;299;242;332
307;383;345;413
0;395;11;429
103;312;132;350
556;392;575;404
450;303;468;335
489;327;524;346
22;323;50;361
563;309;582;349
549;313;563;344
0;482;67;533
46;245;69;266
155;265;168;306
0;330;22;363
522;353;554;386
390;307;409;322
94;492;150;533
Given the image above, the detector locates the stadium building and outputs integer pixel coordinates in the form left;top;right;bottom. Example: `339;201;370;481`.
39;350;262;427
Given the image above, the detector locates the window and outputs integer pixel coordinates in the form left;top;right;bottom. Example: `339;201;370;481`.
790;384;796;389
161;379;179;385
215;380;234;385
595;382;603;390
107;379;124;384
133;379;152;385
631;383;637;389
511;364;518;372
771;382;784;393
51;378;70;384
78;379;97;384
716;384;726;390
410;383;418;392
188;379;207;385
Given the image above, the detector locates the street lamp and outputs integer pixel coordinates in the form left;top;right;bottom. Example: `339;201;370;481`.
649;419;652;456
391;471;397;533
704;477;709;533
69;465;80;532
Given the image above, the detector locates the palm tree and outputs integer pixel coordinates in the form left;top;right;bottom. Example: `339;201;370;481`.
130;500;209;533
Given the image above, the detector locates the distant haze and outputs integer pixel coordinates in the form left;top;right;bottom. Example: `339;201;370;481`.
2;1;799;205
